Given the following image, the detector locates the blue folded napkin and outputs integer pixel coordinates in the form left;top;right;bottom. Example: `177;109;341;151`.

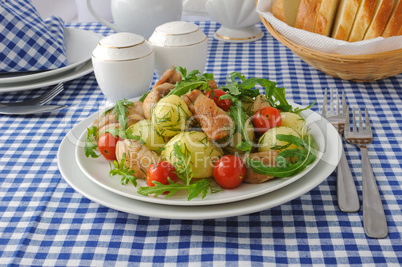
0;0;67;73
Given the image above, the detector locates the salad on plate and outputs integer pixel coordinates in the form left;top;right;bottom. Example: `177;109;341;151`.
84;67;317;201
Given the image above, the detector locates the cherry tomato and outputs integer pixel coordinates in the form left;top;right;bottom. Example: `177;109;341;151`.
98;132;120;161
213;155;246;189
252;107;282;135
206;89;231;111
146;161;178;187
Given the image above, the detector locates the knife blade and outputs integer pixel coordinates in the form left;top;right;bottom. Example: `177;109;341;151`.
0;104;68;115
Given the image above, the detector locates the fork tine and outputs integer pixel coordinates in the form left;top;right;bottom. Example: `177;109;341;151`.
352;108;357;132
38;83;64;105
336;90;340;115
345;107;350;133
365;108;372;133
330;88;334;115
359;108;363;131
342;90;347;114
322;88;328;117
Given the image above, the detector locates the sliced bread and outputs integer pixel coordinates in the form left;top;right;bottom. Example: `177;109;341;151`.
331;0;363;40
272;0;302;27
302;0;323;32
295;0;314;29
348;0;377;41
382;0;402;37
364;0;395;40
313;0;341;36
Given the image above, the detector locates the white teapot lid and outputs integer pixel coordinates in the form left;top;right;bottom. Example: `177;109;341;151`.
148;21;207;47
92;32;153;61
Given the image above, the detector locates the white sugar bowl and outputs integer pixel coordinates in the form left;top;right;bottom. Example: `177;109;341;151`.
148;21;208;77
92;32;155;102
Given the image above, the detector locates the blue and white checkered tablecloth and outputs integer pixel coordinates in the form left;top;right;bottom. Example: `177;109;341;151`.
0;21;401;266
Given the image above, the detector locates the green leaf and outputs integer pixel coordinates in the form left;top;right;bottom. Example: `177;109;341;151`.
84;126;101;158
109;153;138;186
166;67;215;97
112;99;133;131
247;134;317;177
139;91;150;102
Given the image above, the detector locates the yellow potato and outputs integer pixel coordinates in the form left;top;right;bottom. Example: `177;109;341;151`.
152;95;192;137
258;126;299;153
127;120;168;153
161;131;223;178
280;112;307;137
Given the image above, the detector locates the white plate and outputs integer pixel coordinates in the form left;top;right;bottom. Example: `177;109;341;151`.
0;28;101;84
57;110;341;220
74;106;326;206
0;59;93;92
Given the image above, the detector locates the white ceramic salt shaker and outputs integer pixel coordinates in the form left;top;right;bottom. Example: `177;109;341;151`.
148;21;208;77
92;32;155;102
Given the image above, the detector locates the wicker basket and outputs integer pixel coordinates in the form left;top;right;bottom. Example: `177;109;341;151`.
259;15;402;82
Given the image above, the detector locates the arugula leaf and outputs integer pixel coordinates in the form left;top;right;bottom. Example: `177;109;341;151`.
247;134;317;177
166;67;215;97
102;127;145;144
109;153;138;186
112;99;133;130
84;126;101;158
139;91;151;102
228;103;253;153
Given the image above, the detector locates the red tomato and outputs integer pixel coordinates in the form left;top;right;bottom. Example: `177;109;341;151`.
213;155;246;189
252;107;282;135
98;132;120;161
146;161;178;187
206;89;231;111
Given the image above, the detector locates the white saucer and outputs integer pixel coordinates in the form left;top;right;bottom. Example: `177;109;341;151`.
57;110;342;219
0;28;101;84
214;26;264;43
0;60;93;92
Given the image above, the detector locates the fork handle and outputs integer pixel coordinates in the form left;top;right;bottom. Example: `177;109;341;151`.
337;145;360;212
361;147;388;238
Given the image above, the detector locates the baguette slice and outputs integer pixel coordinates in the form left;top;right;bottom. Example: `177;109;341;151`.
272;0;302;27
364;0;395;40
382;0;402;37
314;0;340;36
348;0;377;42
302;0;323;32
295;0;314;29
331;0;363;40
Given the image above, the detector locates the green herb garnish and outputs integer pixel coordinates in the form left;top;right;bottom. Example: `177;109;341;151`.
109;153;138;186
84;126;101;158
247;134;317;177
113;99;133;130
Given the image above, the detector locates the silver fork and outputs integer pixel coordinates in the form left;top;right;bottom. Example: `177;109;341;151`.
0;83;64;107
345;108;388;238
322;88;359;212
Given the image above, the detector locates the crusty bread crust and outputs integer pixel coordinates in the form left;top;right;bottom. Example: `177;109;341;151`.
364;0;395;40
303;0;323;32
272;0;287;23
272;0;302;27
348;0;377;42
382;0;402;37
295;0;313;28
332;0;363;40
314;0;341;36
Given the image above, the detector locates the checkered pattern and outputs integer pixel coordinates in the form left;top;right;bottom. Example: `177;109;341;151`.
0;0;67;73
0;21;401;266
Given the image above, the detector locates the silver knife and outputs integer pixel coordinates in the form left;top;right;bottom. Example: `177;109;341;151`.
0;105;68;115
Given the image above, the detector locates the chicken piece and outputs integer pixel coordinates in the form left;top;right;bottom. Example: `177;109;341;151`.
251;94;271;113
243;151;278;184
182;89;233;141
115;139;161;179
142;83;175;119
143;67;182;119
94;101;145;134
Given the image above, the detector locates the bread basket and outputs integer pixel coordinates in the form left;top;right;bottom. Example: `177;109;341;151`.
259;15;402;82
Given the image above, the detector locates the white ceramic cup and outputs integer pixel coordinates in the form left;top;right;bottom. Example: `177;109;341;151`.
148;21;208;77
92;33;155;102
86;0;183;39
